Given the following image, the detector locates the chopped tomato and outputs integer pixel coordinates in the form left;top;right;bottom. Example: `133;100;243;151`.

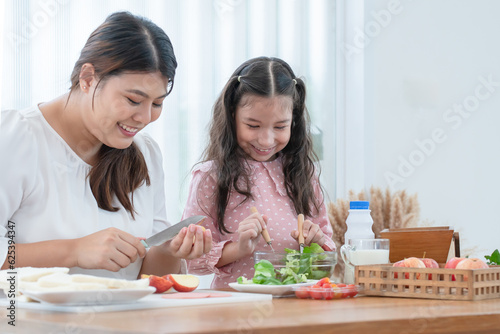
346;284;358;297
322;288;334;300
317;277;331;287
294;286;310;299
309;286;324;300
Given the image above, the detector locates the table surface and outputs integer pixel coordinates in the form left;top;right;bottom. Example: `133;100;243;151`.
2;293;500;334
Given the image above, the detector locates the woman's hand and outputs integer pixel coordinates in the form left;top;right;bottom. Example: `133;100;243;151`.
74;227;147;272
236;212;268;257
291;219;326;247
159;224;212;260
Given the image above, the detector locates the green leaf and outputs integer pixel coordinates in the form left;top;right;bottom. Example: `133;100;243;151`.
237;276;252;284
303;243;324;254
485;249;500;265
254;260;275;278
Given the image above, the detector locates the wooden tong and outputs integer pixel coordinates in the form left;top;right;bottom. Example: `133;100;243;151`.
297;214;305;253
250;207;274;252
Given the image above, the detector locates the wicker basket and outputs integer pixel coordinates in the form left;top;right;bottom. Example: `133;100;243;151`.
355;264;500;301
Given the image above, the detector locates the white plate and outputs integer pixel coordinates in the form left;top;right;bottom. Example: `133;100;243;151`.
19;287;156;306
228;280;317;296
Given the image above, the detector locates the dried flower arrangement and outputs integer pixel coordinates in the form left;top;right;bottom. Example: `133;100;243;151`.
328;186;420;280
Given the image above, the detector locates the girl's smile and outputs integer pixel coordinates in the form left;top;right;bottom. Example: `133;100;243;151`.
235;95;293;162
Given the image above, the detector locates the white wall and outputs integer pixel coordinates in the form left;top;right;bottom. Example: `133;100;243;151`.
362;0;500;259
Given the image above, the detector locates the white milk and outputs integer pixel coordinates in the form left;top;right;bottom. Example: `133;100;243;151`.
349;249;389;265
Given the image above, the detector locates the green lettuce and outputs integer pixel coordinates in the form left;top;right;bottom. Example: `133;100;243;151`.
237;243;325;285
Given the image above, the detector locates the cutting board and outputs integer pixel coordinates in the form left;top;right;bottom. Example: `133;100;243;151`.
0;290;272;313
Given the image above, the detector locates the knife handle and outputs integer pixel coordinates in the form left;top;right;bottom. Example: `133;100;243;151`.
297;214;305;245
250;207;272;244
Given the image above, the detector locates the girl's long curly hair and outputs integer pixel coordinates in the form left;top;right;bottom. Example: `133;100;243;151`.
202;57;321;234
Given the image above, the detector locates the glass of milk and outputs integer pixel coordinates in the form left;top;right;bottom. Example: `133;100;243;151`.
340;239;390;284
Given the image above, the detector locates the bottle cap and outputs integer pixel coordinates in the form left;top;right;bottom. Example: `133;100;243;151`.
350;201;369;210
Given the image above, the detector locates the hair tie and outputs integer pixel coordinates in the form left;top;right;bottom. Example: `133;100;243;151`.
292;79;297;85
238;76;241;83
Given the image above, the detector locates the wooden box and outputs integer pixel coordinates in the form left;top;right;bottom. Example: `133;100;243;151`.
355;264;500;301
380;227;455;263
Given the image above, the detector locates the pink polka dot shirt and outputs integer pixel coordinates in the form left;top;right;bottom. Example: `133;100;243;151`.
182;156;336;289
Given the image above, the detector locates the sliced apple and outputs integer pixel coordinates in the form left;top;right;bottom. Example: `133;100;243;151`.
141;274;174;294
166;274;200;292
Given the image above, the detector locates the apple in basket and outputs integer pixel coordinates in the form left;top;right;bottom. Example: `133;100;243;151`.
445;257;465;269
444;257;465;281
444;257;488;281
393;257;426;279
419;257;439;279
455;258;489;281
456;258;489;270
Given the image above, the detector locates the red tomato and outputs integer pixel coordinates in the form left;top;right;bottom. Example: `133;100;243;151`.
336;283;346;288
322;289;334;300
332;287;343;299
317;277;331;287
294;286;310;299
345;284;358;298
309;286;324;300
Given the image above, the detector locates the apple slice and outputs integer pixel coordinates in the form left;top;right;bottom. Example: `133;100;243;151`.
141;274;174;294
166;274;200;292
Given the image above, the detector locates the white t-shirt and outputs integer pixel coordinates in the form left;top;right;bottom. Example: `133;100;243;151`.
0;106;169;280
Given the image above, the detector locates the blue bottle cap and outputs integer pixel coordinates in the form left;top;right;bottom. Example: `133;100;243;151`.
350;201;369;209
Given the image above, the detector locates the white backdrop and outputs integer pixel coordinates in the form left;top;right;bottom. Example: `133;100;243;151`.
362;0;500;259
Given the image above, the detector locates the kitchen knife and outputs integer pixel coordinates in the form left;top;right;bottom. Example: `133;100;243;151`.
140;215;206;248
297;214;305;253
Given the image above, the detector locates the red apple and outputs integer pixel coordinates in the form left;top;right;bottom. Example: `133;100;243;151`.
456;258;489;270
166;274;200;292
445;257;465;269
444;257;466;281
454;258;489;281
420;258;439;268
419;258;439;280
141;274;174;293
392;257;426;279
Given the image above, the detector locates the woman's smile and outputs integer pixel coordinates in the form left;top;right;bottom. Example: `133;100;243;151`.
118;122;140;136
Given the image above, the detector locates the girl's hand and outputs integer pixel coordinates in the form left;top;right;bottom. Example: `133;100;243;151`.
160;224;212;260
74;228;147;272
291;219;326;247
237;212;268;257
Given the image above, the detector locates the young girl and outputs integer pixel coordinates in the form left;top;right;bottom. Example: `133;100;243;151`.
0;12;211;279
182;57;335;288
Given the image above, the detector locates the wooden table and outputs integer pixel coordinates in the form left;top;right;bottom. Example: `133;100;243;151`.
2;295;500;334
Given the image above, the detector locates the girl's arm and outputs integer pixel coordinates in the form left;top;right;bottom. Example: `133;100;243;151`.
215;212;267;267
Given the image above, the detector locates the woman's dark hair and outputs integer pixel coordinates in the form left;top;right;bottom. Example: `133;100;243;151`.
202;56;320;234
68;11;177;218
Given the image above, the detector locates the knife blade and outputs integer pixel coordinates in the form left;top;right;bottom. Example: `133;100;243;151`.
297;214;305;253
140;215;206;248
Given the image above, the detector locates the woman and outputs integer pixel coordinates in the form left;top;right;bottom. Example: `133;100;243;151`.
0;12;211;279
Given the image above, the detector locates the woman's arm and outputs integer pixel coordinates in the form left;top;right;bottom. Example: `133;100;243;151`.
1;240;77;270
139;224;212;277
1;228;147;271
